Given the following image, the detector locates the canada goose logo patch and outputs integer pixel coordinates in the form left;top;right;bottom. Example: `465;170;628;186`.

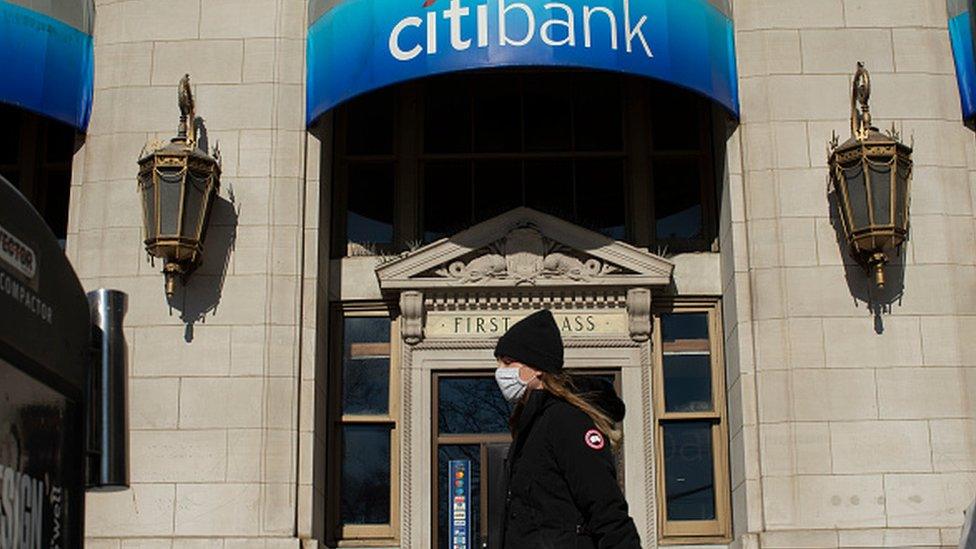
584;429;605;450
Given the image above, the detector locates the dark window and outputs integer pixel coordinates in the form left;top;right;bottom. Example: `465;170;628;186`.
345;163;395;247
437;377;512;435
331;71;717;256
654;160;704;241
341;424;393;524
576;158;626;239
663;421;716;521
345;88;395;155
661;312;713;413
651;87;703;151
472;75;521;153
329;312;398;540
663;355;713;413
342;317;392;415
0;103;77;245
423;161;471;241
419;72;629;241
655;307;729;540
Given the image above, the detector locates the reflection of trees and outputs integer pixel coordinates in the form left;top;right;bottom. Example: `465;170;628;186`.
438;379;512;434
343;357;389;414
341;429;393;524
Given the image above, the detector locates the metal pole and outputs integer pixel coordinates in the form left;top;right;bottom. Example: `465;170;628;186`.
86;289;129;491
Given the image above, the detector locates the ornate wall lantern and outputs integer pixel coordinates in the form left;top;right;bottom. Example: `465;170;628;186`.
138;75;221;297
829;63;913;288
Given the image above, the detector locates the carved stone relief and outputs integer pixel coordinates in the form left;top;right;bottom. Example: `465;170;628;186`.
431;225;626;285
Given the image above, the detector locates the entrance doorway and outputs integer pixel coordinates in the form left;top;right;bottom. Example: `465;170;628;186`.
431;370;622;549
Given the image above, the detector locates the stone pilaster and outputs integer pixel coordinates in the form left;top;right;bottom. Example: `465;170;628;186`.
74;0;312;546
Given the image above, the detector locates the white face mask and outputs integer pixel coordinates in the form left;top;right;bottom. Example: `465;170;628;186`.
495;366;528;404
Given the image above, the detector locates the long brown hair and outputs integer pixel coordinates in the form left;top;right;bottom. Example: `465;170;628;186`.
542;372;622;449
507;367;622;450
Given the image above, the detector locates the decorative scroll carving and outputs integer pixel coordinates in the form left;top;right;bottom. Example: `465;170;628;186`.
434;225;622;285
399;290;425;345
626;288;652;342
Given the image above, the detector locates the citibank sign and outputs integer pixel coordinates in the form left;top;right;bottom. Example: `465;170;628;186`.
388;0;652;61
307;0;738;124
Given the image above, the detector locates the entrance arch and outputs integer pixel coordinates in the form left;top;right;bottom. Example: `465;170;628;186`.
375;207;674;547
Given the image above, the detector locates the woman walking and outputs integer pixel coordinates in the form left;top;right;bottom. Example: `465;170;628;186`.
493;309;642;549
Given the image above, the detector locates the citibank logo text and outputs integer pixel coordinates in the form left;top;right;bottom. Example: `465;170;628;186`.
389;0;653;61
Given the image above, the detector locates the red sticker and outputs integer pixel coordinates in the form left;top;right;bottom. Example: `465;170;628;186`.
584;429;605;450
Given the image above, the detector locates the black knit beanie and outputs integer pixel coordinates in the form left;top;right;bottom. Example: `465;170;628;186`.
494;310;564;373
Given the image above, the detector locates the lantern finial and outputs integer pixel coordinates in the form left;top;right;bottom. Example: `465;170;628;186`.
851;62;872;141
178;74;195;146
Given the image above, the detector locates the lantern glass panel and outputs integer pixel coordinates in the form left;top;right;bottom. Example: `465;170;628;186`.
895;159;910;229
182;170;208;239
843;162;870;230
868;159;892;227
139;172;156;240
157;166;185;236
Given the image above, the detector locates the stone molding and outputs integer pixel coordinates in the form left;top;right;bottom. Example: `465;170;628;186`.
375;207;674;290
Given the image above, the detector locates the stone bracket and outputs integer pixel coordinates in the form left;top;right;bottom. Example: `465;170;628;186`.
400;290;425;345
627;288;652;342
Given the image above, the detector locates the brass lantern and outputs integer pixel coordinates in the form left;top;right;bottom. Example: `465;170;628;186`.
829;63;913;288
138;75;222;298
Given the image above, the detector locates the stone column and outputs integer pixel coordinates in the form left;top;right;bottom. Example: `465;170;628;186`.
72;0;313;546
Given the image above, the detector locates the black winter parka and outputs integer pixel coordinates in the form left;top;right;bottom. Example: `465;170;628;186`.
499;380;642;549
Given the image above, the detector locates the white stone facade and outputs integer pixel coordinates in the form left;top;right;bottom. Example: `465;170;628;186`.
73;0;976;548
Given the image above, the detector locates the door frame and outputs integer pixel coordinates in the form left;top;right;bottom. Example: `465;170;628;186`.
404;344;655;548
429;368;626;549
430;369;510;549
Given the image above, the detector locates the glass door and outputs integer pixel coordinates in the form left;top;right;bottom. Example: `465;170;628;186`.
433;372;512;549
432;369;622;549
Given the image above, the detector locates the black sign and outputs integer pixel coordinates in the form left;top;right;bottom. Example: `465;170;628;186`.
0;176;88;546
0;359;78;549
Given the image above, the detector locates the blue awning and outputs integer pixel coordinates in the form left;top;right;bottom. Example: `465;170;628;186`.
0;0;94;131
306;0;739;126
948;0;976;124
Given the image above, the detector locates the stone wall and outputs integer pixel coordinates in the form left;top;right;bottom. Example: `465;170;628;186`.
727;0;976;547
71;0;314;547
70;0;976;547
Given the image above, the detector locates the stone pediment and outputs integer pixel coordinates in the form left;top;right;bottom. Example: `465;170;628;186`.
375;208;674;290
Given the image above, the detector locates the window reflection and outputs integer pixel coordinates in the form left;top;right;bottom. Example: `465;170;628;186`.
577;159;625;239
346;163;394;247
336;71;717;255
654;160;703;241
651;87;702;151
438;377;512;434
662;313;709;342
341;424;393;524
473;74;521;152
424;161;471;242
663;355;713;413
343;317;391;415
345;88;394;155
663;421;716;521
523;74;573;152
661;313;712;413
